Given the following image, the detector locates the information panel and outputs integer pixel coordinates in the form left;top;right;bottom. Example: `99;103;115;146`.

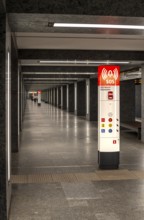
98;66;120;169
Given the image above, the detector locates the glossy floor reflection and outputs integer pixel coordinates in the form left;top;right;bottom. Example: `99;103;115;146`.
10;100;144;220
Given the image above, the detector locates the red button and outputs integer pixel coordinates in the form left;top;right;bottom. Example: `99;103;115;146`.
101;118;105;122
109;118;112;122
113;140;117;144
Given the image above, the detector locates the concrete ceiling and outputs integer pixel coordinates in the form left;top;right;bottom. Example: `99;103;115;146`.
7;11;144;91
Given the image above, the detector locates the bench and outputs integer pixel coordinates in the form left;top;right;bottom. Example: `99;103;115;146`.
120;121;141;140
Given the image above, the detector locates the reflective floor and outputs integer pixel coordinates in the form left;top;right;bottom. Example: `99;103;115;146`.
10;100;144;220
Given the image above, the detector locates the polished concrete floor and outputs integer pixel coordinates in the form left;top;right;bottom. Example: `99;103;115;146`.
10;100;144;220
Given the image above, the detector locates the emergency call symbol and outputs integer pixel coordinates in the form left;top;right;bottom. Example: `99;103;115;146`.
102;68;119;80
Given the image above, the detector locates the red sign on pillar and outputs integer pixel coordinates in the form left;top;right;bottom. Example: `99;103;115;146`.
98;66;120;86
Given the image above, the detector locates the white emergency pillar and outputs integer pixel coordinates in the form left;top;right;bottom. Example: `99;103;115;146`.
37;90;41;106
98;66;120;169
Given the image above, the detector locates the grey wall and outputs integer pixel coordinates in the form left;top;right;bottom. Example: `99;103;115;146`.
135;84;141;118
120;80;135;122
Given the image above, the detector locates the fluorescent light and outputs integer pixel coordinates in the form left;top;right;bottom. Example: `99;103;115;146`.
23;78;80;80
39;60;130;65
54;23;144;30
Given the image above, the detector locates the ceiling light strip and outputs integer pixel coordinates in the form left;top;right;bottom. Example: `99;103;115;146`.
39;60;130;64
54;23;144;30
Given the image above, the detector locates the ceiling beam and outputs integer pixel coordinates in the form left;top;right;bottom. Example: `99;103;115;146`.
22;66;96;73
6;0;144;17
22;74;90;79
19;49;144;61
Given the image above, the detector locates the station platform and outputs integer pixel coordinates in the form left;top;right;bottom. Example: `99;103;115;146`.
10;100;144;220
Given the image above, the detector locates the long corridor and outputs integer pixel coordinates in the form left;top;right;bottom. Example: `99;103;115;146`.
10;100;144;220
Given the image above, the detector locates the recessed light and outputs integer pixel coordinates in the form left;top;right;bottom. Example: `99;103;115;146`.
53;23;144;30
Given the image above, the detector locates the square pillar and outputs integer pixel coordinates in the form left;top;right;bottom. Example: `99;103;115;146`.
68;84;74;112
53;88;55;105
120;80;135;122
58;87;61;108
54;88;57;106
66;85;69;110
86;78;98;121
57;87;59;107
61;86;63;108
62;85;67;110
75;80;86;116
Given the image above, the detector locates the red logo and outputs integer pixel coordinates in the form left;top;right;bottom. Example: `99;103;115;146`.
98;66;120;86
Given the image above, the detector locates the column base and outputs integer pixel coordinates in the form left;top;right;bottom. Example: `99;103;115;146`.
98;151;119;169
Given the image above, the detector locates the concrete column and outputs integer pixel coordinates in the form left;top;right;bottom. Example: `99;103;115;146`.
51;89;53;105
66;85;69;111
68;84;74;112
86;78;98;121
61;86;63;108
50;89;52;104
76;80;86;116
0;12;12;219
58;87;61;108
11;36;19;152
57;87;59;107
54;88;57;106
48;90;50;103
74;82;77;114
62;85;67;110
141;67;144;142
53;88;55;105
120;80;135;122
46;90;48;103
19;71;22;132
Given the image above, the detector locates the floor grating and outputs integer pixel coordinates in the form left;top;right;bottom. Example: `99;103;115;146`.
11;169;144;184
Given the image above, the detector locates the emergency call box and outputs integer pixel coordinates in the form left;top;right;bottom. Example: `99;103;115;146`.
98;66;120;169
